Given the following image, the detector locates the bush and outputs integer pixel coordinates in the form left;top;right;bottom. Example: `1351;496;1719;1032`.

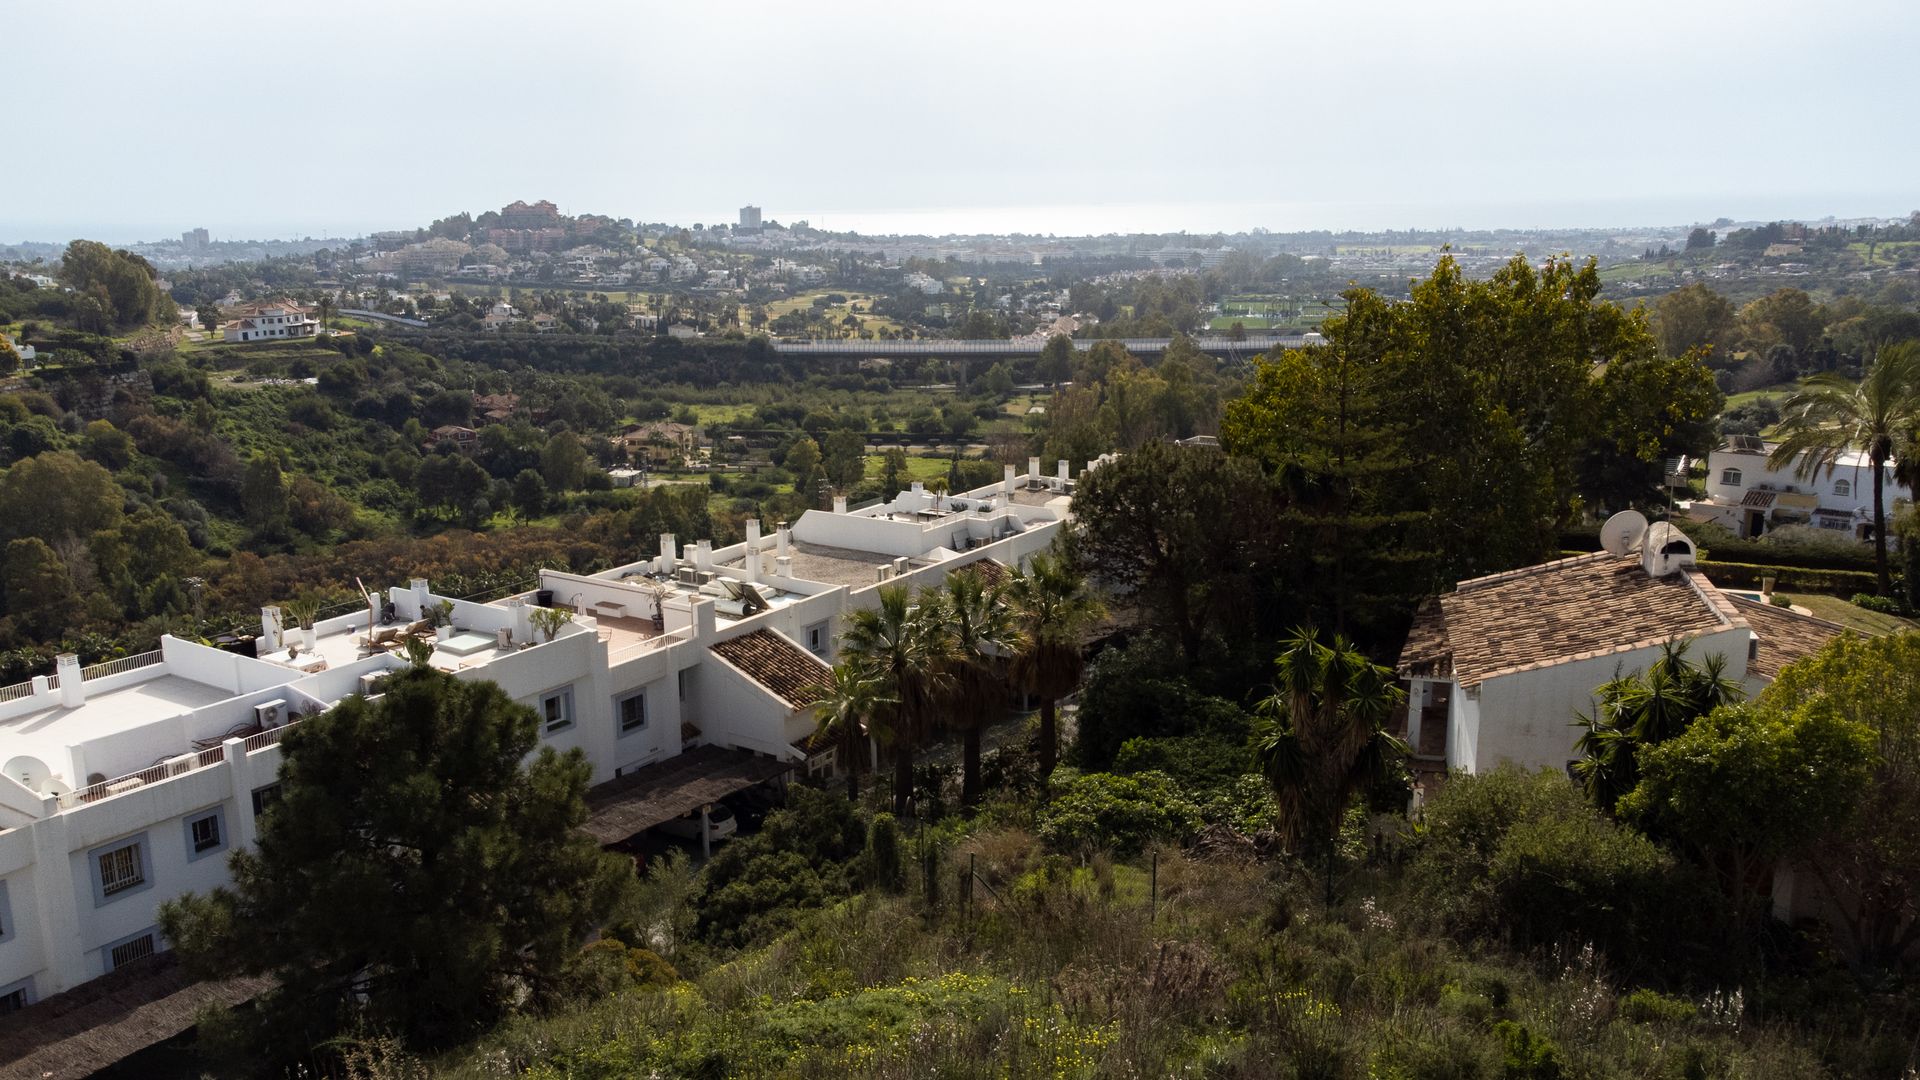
1618;987;1696;1025
1850;592;1904;615
863;813;903;892
1695;559;1876;597
1075;635;1251;771
1037;770;1203;855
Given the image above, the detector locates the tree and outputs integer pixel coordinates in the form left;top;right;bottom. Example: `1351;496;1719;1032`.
1767;341;1920;595
1573;639;1743;814
1686;227;1717;251
511;468;548;518
1619;701;1869;942
1652;283;1735;360
926;570;1015;813
1763;632;1920;967
879;447;908;501
1251;628;1407;896
785;436;821;495
0;451;124;547
241;452;291;537
1739;287;1826;358
1005;550;1104;781
159;668;630;1058
0;337;17;374
812;663;890;802
1067;438;1276;667
838;585;952;816
196;304;222;336
3;537;73;639
1036;334;1074;386
540;431;588;491
822;430;867;492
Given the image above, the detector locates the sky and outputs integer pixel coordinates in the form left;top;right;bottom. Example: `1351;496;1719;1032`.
4;0;1916;242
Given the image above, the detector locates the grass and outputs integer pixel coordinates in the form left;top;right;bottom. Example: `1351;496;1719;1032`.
862;453;949;483
752;291;906;337
1775;592;1917;635
1722;383;1798;411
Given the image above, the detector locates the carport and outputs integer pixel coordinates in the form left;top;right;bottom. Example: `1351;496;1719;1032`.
583;745;792;857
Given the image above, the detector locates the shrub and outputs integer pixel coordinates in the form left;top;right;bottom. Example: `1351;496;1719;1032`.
1493;1020;1562;1079
863;813;903;892
1849;592;1904;615
1037;770;1204;855
1693;559;1876;597
1618;987;1696;1025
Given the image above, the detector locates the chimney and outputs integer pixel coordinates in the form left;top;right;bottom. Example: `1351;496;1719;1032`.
1003;464;1017;494
411;578;430;614
696;539;713;572
660;533;677;575
1057;459;1070;482
833;495;848;514
775;554;793;578
910;481;924;494
55;653;84;708
743;520;762;583
1029;456;1042;484
261;605;284;651
776;522;791;558
506;596;532;643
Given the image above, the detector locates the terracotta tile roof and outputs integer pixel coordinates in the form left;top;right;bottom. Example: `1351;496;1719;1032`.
949;557;1011;588
710;629;829;710
0;954;271;1080
1741;489;1778;508
1726;596;1848;681
582;745;792;844
1396;552;1743;687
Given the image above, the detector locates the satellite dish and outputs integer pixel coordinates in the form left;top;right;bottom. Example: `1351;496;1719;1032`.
1600;510;1649;556
3;755;55;793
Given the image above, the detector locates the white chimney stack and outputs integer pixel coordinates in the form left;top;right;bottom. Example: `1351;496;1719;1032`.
1028;456;1042;485
660;533;677;575
411;578;430;614
1057;459;1070;482
55;653;84;708
833;495;848;514
775;554;793;578
744;520;762;583
261;605;284;652
696;539;713;572
1003;464;1017;494
776;523;791;559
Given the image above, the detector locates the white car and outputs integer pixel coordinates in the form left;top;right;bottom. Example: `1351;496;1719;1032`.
657;803;737;844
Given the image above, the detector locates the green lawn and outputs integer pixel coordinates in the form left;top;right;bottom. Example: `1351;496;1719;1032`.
1772;593;1917;635
1723;384;1797;411
863;453;950;482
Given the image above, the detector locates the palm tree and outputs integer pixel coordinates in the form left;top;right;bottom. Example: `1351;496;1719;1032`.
1767;341;1920;596
1573;638;1742;814
812;664;890;803
926;571;1016;814
839;585;953;817
1005;552;1105;782
1251;628;1406;899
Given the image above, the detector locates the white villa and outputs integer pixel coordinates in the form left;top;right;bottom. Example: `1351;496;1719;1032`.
220;300;319;344
1688;435;1911;541
0;459;1084;1024
1396;522;1845;776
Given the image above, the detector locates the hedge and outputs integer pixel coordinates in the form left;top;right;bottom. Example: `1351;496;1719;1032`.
1695;559;1878;596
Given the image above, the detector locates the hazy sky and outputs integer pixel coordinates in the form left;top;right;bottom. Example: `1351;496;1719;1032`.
5;0;1916;241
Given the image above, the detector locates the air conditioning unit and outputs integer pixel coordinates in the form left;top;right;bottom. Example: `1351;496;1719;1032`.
254;698;287;729
876;564;893;582
892;557;909;575
359;671;392;696
676;567;701;586
693;570;716;586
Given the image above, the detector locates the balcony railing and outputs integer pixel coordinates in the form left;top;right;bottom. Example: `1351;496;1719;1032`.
243;720;303;754
58;748;224;809
81;650;164;682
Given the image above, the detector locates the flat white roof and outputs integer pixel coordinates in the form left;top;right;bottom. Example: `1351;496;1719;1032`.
0;675;235;780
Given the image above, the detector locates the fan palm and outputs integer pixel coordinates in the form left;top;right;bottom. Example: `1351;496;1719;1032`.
1767;341;1920;596
1005;551;1105;782
839;585;953;816
1573;638;1743;813
926;571;1016;814
1251;627;1407;893
811;663;891;802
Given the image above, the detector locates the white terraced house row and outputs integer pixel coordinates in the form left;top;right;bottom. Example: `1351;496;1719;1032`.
0;457;1093;1012
1686;434;1912;541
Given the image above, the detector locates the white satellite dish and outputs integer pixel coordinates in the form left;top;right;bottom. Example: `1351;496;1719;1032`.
3;755;55;794
1600;510;1649;557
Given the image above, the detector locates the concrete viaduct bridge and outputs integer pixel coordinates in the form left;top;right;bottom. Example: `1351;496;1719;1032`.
769;333;1316;360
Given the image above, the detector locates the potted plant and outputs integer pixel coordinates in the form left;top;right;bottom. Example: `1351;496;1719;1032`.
529;605;572;643
429;599;456;642
281;597;321;652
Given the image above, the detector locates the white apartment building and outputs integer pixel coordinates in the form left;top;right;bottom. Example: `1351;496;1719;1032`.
1689;435;1911;540
220;300;319;344
0;459;1085;1016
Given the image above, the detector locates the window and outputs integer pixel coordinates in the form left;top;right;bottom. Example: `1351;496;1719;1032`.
677;668;688;701
251;783;282;818
0;977;31;1015
184;807;225;861
0;879;12;943
1834;479;1851;497
805;621;828;657
617;691;647;736
105;930;157;971
91;836;148;905
1720;468;1743;487
540;687;574;733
